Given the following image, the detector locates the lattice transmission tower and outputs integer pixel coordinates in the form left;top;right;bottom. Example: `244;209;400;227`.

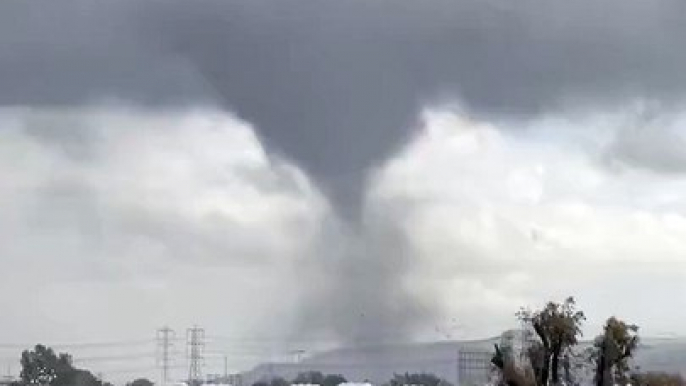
186;326;205;384
157;326;176;386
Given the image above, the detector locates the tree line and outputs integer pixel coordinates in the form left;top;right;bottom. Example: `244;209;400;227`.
10;344;152;386
253;371;346;386
491;296;685;386
253;371;453;386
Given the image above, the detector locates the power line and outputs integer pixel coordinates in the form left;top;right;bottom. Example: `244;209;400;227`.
52;339;155;349
187;326;205;384
157;327;176;386
97;365;184;375
0;339;154;350
204;335;345;346
73;353;157;363
224;354;228;380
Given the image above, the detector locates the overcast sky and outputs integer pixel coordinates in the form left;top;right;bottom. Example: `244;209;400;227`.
3;0;686;383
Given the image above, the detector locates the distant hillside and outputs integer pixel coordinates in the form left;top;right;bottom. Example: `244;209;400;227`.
239;339;495;386
634;339;686;376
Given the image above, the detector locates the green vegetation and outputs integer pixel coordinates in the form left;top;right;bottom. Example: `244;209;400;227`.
492;296;684;386
15;344;113;386
254;372;347;386
593;316;640;386
387;372;452;386
291;371;346;386
255;372;452;386
126;379;154;386
517;296;585;386
10;298;685;386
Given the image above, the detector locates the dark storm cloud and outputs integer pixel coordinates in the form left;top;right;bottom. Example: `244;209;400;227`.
605;106;686;174
4;0;686;211
5;0;686;348
0;1;214;107
145;0;686;211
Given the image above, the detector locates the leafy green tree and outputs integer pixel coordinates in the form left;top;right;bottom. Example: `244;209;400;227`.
525;341;546;385
18;344;108;386
293;372;325;385
491;345;535;386
20;345;69;385
270;377;290;386
517;296;585;386
322;374;346;386
291;372;345;386
388;372;452;386
57;369;104;386
127;379;154;386
592;317;639;386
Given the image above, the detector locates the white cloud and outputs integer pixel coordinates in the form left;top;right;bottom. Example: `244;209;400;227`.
368;106;686;339
0;106;329;380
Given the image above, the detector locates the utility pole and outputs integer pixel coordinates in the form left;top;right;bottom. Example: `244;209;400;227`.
223;354;228;380
187;326;205;384
456;349;461;386
157;327;176;386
